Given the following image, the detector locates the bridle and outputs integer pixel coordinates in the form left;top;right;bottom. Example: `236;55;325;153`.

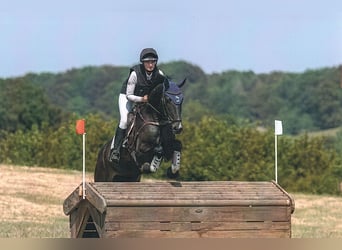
147;86;183;125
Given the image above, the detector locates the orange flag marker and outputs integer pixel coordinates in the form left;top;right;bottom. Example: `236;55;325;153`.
76;119;85;134
76;119;86;199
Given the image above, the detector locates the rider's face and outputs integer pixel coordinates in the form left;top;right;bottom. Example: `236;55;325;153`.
143;60;157;72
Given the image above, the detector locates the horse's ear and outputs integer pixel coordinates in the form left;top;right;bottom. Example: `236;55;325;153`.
178;78;187;88
163;78;170;90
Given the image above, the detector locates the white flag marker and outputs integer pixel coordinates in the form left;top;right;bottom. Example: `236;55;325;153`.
274;120;283;183
275;120;283;135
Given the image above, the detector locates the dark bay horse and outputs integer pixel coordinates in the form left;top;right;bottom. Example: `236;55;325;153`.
94;79;185;182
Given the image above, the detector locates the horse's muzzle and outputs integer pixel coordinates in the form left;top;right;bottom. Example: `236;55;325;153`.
172;122;183;134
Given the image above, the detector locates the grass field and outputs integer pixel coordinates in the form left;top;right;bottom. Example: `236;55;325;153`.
1;164;342;238
306;127;341;138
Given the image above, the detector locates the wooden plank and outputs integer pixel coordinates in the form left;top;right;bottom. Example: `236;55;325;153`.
103;229;290;238
69;201;105;238
63;184;82;215
91;182;283;194
98;188;287;196
84;182;107;214
98;186;288;193
93;185;279;193
63;183;107;215
105;206;291;222
190;221;290;231
82;217;100;238
101;194;290;203
93;181;274;187
271;181;296;213
105;199;291;207
101;193;287;200
69;201;89;238
69;211;79;238
106;221;193;231
95;185;285;192
86;204;105;238
104;221;290;232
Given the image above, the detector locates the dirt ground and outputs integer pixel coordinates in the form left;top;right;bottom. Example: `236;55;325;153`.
0;164;93;224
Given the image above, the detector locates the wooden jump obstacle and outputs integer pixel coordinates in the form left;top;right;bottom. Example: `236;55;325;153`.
63;181;295;238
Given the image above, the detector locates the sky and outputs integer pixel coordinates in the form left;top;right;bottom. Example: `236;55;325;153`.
1;0;341;77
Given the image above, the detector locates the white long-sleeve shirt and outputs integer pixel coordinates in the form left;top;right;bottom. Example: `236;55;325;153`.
126;70;164;102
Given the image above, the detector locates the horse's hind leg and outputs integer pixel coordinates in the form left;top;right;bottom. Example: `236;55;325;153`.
94;141;117;182
94;147;106;182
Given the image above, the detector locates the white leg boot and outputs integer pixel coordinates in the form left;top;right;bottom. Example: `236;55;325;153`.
150;155;162;172
171;151;181;174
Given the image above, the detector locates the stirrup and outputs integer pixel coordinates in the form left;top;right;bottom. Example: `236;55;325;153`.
109;149;120;163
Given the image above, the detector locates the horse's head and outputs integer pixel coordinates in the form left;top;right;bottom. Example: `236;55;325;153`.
149;78;186;134
162;78;185;134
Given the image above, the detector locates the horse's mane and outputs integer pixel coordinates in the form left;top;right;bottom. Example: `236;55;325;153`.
148;79;169;107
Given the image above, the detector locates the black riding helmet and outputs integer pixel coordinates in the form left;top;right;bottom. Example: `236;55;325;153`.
140;48;158;62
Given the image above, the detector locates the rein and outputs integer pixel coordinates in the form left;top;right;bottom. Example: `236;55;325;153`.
147;92;181;124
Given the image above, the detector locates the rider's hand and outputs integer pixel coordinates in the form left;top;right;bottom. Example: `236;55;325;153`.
143;95;148;102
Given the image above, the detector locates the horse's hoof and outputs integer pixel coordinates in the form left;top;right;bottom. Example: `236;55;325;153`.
140;162;151;173
166;167;179;179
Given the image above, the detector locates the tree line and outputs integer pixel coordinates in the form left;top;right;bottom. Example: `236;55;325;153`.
1;62;341;134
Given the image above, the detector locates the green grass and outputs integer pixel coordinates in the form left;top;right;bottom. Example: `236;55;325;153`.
0;218;70;238
291;193;342;238
14;192;62;205
306;127;341;138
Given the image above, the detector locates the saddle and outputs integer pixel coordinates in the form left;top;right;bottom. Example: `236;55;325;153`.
122;104;160;162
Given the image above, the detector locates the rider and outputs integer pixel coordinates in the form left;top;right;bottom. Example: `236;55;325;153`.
109;48;166;170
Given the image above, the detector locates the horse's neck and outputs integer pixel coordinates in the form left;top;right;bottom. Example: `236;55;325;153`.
139;104;160;122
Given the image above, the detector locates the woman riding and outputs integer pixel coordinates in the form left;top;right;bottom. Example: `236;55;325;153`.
109;48;166;166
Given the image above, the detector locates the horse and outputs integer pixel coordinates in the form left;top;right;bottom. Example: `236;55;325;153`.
94;78;185;182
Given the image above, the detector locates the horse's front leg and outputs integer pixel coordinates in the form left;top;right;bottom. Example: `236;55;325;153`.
139;145;163;173
166;150;180;178
137;125;162;173
166;140;182;179
150;145;163;172
171;150;181;173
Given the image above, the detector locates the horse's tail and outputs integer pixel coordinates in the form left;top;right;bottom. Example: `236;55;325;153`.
94;140;114;182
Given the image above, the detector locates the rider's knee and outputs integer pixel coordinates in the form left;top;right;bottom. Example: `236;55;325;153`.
119;120;127;129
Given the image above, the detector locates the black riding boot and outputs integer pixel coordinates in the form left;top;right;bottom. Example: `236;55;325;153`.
109;127;126;163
